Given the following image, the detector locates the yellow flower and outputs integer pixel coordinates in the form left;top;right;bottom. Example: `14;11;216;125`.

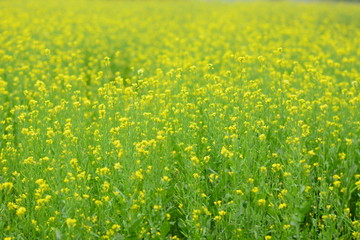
0;182;13;191
333;174;341;180
278;203;287;209
112;224;121;231
16;207;26;217
114;162;122;170
259;134;266;141
161;176;171;182
131;204;140;210
235;190;244;195
66;218;77;228
7;202;18;210
221;146;234;158
333;181;341;187
153;205;162;211
218;210;226;216
94;200;103;206
258;199;266;206
283;224;291;230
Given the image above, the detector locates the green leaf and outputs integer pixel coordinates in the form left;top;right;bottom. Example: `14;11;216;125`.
160;221;171;236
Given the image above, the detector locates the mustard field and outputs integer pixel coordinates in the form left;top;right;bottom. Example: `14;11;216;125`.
0;0;360;239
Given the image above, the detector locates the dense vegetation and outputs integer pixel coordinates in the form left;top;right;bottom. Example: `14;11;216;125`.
0;1;359;239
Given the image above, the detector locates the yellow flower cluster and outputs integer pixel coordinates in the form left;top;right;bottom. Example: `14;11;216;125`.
0;0;359;239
